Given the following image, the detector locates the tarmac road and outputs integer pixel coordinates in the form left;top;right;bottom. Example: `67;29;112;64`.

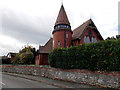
0;72;105;89
1;73;59;88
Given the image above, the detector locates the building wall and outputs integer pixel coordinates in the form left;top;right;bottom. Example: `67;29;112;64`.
35;55;40;65
35;54;48;65
73;27;102;46
10;56;15;63
53;30;72;48
66;31;73;48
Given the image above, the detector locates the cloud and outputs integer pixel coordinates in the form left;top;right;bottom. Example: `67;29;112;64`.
2;9;52;45
65;0;118;39
0;8;54;55
0;34;22;55
0;34;39;55
0;0;119;56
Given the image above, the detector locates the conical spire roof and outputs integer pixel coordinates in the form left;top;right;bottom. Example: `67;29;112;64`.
55;5;70;25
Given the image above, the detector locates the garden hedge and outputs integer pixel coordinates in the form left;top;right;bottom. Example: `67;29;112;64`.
48;39;120;71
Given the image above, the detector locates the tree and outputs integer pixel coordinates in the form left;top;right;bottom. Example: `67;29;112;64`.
12;45;36;65
19;51;34;64
12;53;20;65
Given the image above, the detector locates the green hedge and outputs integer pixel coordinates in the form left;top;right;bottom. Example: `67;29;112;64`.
48;39;120;71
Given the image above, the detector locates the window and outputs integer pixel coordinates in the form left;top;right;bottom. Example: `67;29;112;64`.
84;36;90;43
58;25;60;28
66;34;68;38
88;31;92;37
92;37;97;43
67;26;69;29
57;41;60;48
55;25;70;29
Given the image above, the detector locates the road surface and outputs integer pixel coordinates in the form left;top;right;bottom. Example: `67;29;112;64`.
1;73;59;88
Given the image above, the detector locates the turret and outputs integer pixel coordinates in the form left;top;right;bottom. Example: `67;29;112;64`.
52;5;73;48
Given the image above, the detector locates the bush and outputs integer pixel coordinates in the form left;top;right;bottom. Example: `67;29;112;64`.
12;45;35;65
48;39;120;71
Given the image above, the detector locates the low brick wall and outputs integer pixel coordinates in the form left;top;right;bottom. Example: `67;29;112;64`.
1;65;120;89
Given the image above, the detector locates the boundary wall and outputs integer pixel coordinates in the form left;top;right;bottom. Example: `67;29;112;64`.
1;65;120;89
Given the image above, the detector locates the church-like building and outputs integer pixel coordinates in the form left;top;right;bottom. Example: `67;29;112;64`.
35;5;103;65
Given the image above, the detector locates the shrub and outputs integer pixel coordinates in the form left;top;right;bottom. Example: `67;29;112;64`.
48;39;120;71
12;45;35;65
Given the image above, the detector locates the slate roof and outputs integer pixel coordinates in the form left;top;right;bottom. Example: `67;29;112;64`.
39;19;103;54
72;19;90;40
39;38;53;53
7;52;17;57
55;5;70;26
38;5;104;54
72;19;103;40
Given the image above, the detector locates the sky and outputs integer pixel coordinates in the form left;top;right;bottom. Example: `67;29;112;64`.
0;0;119;56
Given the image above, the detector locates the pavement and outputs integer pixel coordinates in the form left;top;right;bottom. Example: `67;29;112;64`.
2;72;101;89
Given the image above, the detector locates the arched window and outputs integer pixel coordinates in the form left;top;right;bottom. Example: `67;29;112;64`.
92;37;97;43
88;31;92;37
84;36;90;43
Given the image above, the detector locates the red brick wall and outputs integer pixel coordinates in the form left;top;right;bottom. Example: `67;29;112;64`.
35;54;48;65
35;55;40;65
53;30;72;48
73;27;102;46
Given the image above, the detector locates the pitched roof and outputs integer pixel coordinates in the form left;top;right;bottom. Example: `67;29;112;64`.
55;5;70;25
39;38;53;53
7;52;17;57
72;19;103;40
72;19;90;40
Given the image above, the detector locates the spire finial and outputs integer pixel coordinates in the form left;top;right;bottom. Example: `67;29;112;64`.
61;0;63;5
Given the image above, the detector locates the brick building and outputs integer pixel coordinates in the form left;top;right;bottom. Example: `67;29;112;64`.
35;5;103;65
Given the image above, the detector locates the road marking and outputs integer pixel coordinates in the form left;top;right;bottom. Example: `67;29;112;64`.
0;82;5;85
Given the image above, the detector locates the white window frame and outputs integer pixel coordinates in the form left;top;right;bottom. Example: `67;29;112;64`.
66;34;68;38
58;41;60;48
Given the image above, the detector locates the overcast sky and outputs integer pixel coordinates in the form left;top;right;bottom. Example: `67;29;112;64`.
0;0;119;56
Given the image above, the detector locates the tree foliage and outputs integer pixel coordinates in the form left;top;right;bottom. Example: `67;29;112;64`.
12;45;35;65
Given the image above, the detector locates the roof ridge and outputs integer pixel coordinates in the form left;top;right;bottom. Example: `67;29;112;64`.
73;19;91;31
72;19;91;40
39;38;53;53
